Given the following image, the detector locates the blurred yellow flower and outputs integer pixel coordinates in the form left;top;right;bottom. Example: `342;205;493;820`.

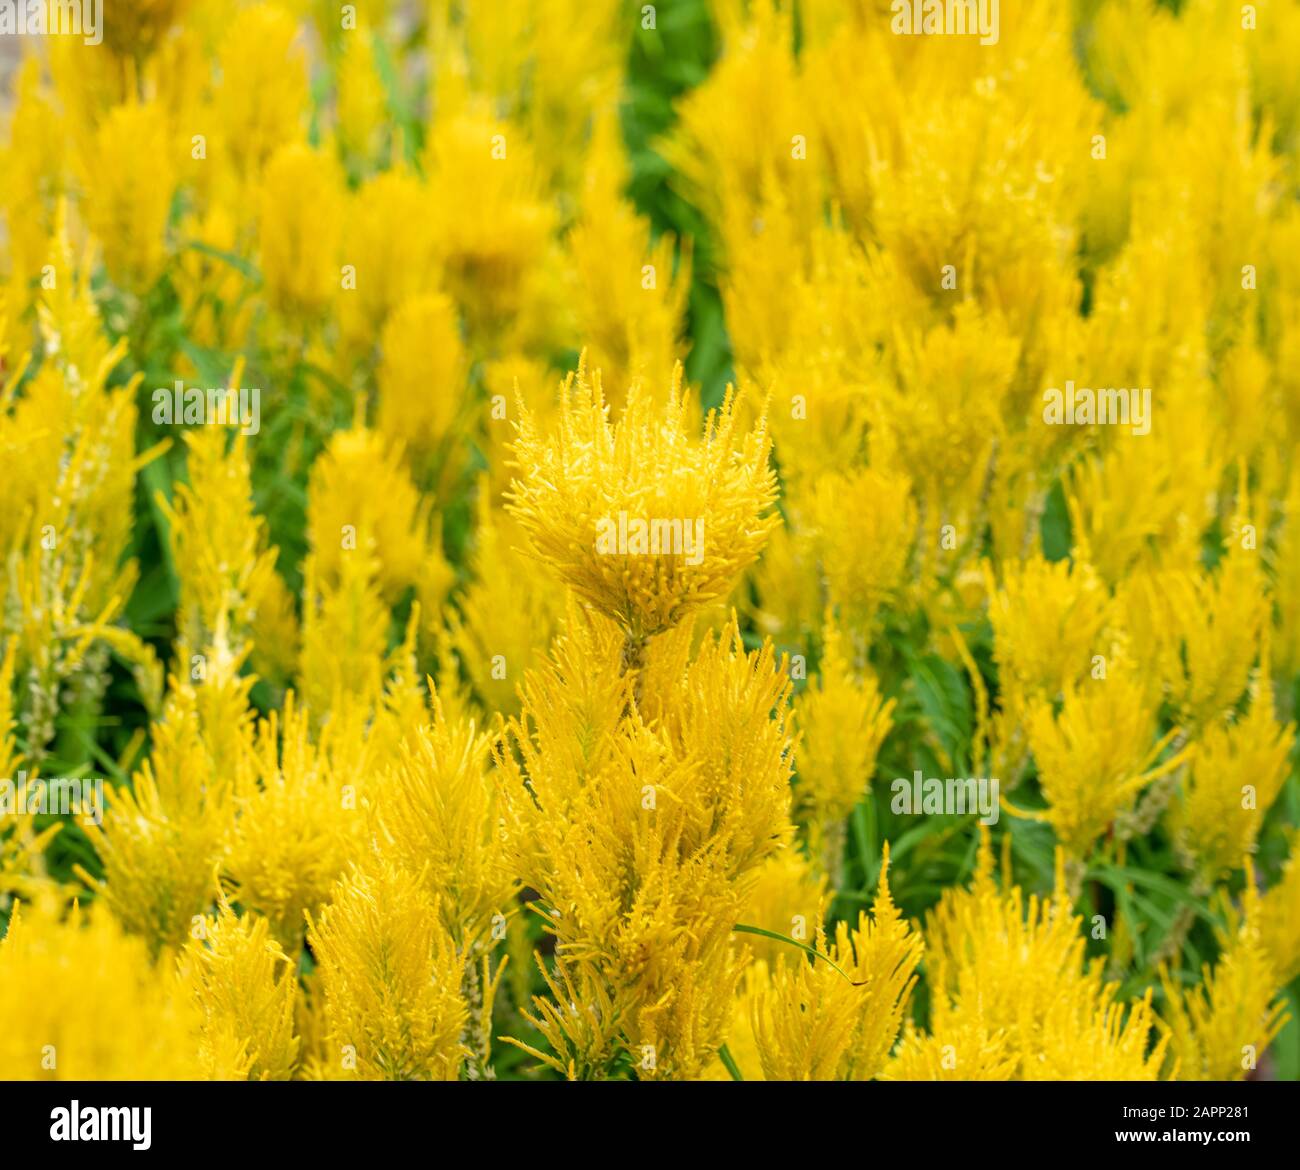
214;4;308;182
1161;870;1288;1081
0;899;202;1080
1019;662;1189;860
1169;677;1294;881
75;100;174;292
793;616;895;873
258;143;345;323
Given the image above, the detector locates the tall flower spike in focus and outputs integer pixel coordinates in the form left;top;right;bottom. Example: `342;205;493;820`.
369;689;516;947
750;847;922;1081
182;894;301;1081
306;862;469;1082
496;606;796;1079
507;356;779;646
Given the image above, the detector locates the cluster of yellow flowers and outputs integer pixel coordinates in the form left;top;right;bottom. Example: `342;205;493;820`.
1;0;1298;1081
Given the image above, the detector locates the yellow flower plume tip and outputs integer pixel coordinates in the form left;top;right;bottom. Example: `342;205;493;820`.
749;842;923;1082
305;862;469;1082
506;354;780;642
182;894;301;1081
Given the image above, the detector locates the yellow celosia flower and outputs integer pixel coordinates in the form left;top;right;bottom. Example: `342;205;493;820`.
737;846;829;967
298;551;391;718
258;143;345;323
750;847;921;1081
85;744;227;955
874;93;1078;337
566;114;690;398
480;353;559;501
423;108;557;347
746;515;823;647
0;642;64;901
808;465;915;636
290;968;338;1081
182;897;300;1080
338;170;438;357
214;4;308;182
704;962;769;1081
875;305;1020;507
376;292;469;486
1169;675;1294;881
83;650;248;954
508;358;778;642
307;862;468;1081
158;423;291;665
1166;543;1270;730
446;492;565;718
665;5;821;256
1110;566;1190;701
634;616;797;876
306;423;451;609
1023;983;1169;1081
75;100;174;292
335;23;386;167
793;617;895;875
986;555;1113;714
883;1007;1017;1082
711;185;812;382
1161;868;1288;1081
2;221;164;756
498;607;795;1079
1019;662;1189;860
1065;388;1222;585
432;0;628;196
249;569;301;690
0;59;64;296
1258;838;1300;986
369;691;514;946
0;899;202;1080
224;694;371;948
921;831;1169;1080
44;32;128;160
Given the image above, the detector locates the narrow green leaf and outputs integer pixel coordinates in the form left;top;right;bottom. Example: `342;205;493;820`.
732;924;864;986
717;1043;744;1082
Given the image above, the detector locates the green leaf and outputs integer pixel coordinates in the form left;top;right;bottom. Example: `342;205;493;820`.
732;924;864;985
717;1043;744;1082
1088;865;1224;929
